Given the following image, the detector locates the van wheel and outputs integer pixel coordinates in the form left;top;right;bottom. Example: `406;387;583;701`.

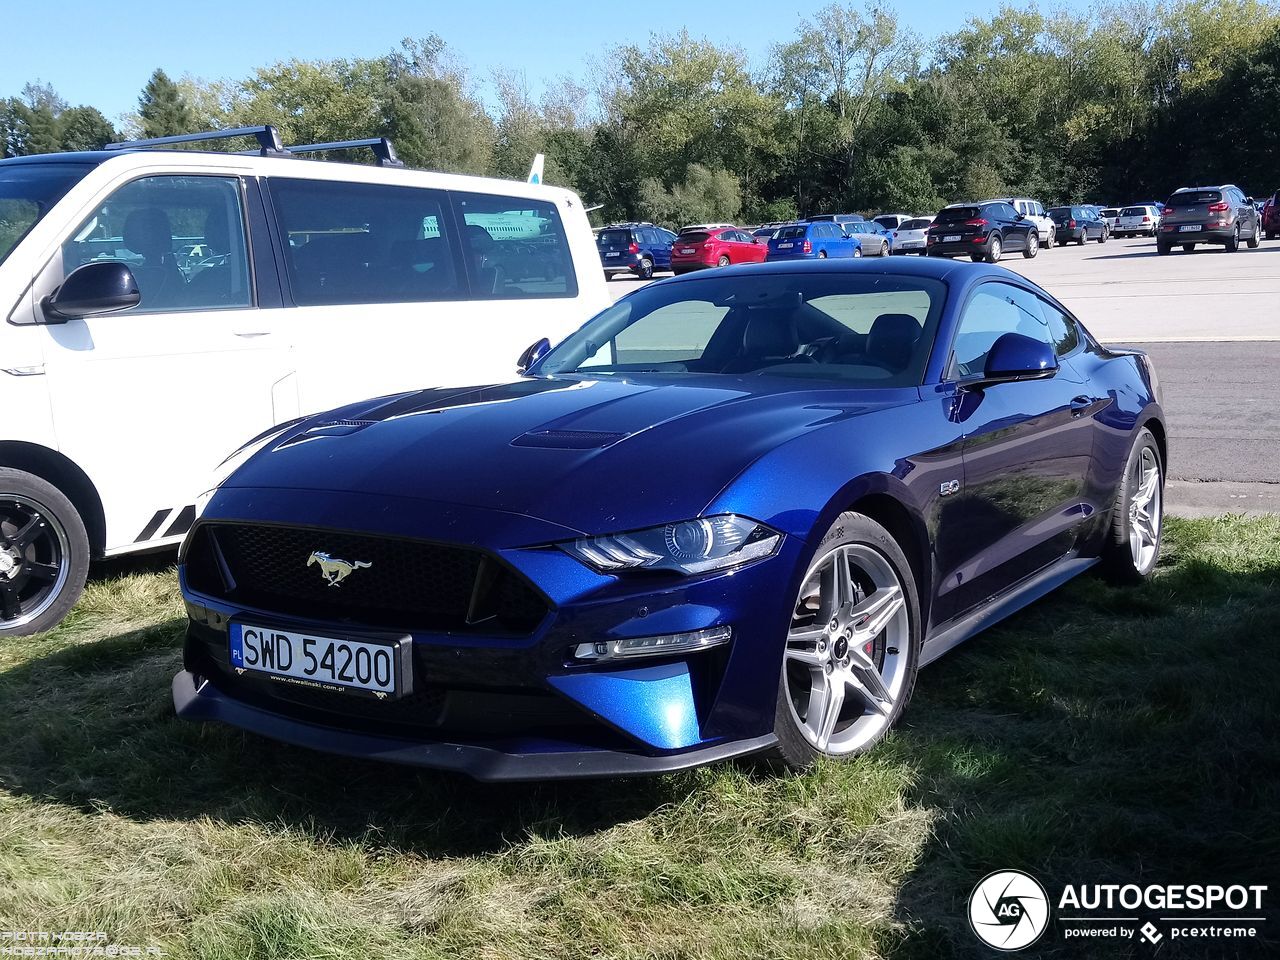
0;468;89;638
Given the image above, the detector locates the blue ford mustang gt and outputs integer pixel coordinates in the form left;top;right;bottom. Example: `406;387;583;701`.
174;258;1165;780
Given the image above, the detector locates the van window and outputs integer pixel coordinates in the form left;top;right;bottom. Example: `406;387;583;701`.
455;192;578;299
1;162;94;265
271;178;461;306
62;175;252;313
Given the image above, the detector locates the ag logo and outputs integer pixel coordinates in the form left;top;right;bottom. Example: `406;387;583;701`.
968;870;1050;951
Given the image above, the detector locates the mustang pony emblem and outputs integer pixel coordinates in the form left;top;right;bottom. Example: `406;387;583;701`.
307;551;372;587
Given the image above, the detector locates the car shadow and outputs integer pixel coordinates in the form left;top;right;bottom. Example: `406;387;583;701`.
0;615;702;860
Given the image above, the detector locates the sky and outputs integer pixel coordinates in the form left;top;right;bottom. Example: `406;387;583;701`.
2;0;1085;123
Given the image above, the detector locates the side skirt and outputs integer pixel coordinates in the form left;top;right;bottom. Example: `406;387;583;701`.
920;555;1098;667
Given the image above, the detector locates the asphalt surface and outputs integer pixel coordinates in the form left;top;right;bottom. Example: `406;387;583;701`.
606;236;1280;515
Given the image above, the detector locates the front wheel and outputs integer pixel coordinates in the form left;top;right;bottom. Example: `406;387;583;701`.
0;468;89;638
1247;224;1260;249
1100;428;1163;583
771;512;921;769
853;246;862;258
1022;231;1039;258
880;241;889;257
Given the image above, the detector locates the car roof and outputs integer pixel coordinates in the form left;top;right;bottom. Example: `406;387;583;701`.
649;254;1017;287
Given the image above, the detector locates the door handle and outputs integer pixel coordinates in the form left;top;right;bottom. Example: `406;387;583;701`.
1070;395;1092;416
233;330;271;339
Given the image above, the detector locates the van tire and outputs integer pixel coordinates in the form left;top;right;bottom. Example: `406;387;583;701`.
0;468;89;637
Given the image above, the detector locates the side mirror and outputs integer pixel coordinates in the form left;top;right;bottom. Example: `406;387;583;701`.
1246;197;1255;205
42;261;140;322
517;337;551;375
1014;213;1026;221
980;333;1058;384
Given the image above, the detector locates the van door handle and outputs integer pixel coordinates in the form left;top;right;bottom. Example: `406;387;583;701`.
1070;395;1093;416
233;330;271;339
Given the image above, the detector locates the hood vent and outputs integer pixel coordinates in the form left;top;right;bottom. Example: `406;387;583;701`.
512;429;627;450
278;419;379;448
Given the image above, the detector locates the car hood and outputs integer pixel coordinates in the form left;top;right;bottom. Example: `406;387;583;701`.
223;375;917;537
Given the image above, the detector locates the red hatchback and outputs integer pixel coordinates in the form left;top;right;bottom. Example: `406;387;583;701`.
670;227;768;274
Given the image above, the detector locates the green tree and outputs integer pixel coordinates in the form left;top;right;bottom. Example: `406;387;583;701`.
57;106;117;151
138;69;195;138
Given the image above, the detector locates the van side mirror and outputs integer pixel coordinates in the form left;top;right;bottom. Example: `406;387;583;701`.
517;337;551;375
42;261;141;322
979;333;1058;384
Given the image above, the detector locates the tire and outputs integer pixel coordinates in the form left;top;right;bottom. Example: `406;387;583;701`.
770;511;922;770
604;271;613;281
1099;428;1163;584
1247;224;1260;249
717;254;731;267
1098;226;1108;244
1157;242;1171;256
1045;230;1055;249
1225;225;1239;252
853;247;862;258
817;250;827;259
0;468;90;638
880;241;889;257
637;257;654;280
1078;232;1086;245
1022;231;1039;259
1182;244;1195;252
984;233;1002;263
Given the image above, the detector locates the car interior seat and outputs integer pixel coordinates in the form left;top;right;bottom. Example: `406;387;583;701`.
865;313;923;374
122;207;183;310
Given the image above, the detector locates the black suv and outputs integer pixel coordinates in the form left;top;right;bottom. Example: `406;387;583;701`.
926;201;1039;262
596;222;677;279
1157;185;1261;254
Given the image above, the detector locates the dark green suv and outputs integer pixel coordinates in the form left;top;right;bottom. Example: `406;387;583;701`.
1157;185;1261;254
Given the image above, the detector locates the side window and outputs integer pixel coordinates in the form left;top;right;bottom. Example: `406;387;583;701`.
455;192;578;299
949;283;1053;379
271;178;460;306
1039;300;1081;357
62;176;251;314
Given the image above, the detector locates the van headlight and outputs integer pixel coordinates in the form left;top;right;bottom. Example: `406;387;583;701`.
561;515;782;575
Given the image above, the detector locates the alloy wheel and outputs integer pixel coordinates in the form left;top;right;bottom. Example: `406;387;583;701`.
1128;446;1162;573
0;495;70;630
784;543;910;754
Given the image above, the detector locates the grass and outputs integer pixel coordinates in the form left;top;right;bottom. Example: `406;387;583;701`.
0;516;1277;958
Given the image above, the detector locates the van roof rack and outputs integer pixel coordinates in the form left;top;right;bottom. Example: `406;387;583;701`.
286;138;404;168
105;125;287;156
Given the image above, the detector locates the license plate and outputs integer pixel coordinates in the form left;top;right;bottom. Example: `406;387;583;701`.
229;622;406;699
778;242;794;249
679;247;695;255
1179;225;1200;232
605;251;620;257
944;234;961;242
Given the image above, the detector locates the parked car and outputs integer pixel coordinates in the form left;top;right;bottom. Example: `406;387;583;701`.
806;213;866;230
992;198;1057;247
891;216;934;255
680;222;736;233
766;221;862;260
670;227;768;273
175;257;1167;780
927;201;1040;261
1157;184;1260;254
1048;206;1108;244
597;223;677;280
752;224;788;241
844;219;894;257
872;213;913;231
1259;190;1279;240
1100;208;1123;232
0;125;608;637
1115;205;1161;237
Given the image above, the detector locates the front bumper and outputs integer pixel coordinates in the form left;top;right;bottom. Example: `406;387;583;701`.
174;488;802;780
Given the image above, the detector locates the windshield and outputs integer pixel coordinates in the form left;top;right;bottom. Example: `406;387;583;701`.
0;162;94;265
534;272;946;387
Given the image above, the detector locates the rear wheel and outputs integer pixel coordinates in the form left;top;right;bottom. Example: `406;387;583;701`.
1100;428;1163;584
0;468;89;638
1182;243;1195;252
1078;232;1086;245
1225;224;1240;252
984;234;1002;263
1022;231;1039;258
1098;226;1108;243
1156;242;1171;255
817;250;827;259
636;257;654;280
717;254;731;267
771;512;921;769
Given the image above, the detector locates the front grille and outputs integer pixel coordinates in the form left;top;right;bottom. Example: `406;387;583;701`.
185;522;548;634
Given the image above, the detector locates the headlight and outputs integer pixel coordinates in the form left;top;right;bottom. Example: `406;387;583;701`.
561;515;782;575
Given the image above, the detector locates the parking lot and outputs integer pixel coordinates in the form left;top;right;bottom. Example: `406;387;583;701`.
608;236;1280;516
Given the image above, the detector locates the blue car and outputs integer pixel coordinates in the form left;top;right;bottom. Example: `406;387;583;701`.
767;221;862;260
597;222;677;280
175;259;1166;780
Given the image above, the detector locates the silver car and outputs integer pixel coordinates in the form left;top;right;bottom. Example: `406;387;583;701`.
1115;205;1161;237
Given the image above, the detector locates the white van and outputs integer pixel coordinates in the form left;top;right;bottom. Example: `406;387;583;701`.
0;127;608;635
